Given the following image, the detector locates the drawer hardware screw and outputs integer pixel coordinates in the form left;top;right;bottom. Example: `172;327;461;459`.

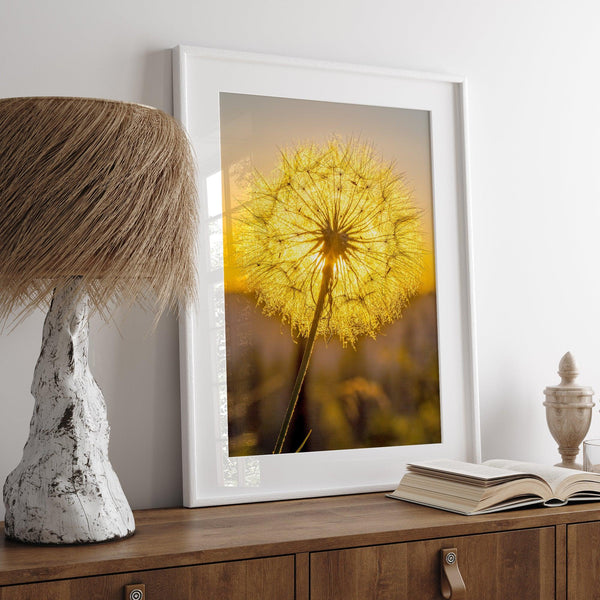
129;590;144;600
445;552;456;565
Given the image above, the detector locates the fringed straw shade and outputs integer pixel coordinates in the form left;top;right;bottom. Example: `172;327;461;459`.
0;97;198;323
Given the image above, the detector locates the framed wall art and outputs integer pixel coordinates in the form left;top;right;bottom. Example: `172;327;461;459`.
173;45;480;507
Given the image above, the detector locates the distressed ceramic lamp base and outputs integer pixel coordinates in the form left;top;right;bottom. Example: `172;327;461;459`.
3;279;135;544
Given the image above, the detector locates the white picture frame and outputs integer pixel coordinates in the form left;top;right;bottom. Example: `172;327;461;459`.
173;45;480;508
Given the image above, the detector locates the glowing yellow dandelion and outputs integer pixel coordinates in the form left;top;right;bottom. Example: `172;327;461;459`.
235;138;425;453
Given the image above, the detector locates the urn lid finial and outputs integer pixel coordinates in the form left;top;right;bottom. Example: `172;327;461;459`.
558;351;578;386
544;351;593;396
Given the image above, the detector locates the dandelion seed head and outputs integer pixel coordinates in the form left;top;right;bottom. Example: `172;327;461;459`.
234;138;425;347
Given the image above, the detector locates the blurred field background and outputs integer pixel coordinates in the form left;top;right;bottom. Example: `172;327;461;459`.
225;289;440;455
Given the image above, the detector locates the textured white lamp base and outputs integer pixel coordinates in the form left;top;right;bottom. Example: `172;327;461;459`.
3;279;135;544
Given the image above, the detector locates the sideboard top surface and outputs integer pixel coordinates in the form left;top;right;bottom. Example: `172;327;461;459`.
2;492;600;586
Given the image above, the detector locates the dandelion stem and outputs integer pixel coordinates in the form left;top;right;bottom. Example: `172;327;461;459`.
273;262;333;453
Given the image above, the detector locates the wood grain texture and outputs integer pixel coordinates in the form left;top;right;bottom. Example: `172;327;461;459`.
567;521;600;599
295;552;309;600
311;527;556;600
2;494;600;589
0;555;293;600
555;524;566;600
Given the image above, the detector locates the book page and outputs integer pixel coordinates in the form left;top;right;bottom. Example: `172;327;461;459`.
398;471;550;506
387;490;547;516
407;459;539;483
483;459;600;496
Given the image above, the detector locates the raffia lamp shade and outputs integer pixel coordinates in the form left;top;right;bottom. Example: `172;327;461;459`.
0;97;198;544
0;96;197;322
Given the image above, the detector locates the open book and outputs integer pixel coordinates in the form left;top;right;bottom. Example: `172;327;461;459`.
387;459;600;515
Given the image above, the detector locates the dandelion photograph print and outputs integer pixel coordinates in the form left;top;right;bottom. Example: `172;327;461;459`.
219;92;440;456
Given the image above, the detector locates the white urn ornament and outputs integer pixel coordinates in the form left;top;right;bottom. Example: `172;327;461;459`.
0;97;197;543
543;352;594;470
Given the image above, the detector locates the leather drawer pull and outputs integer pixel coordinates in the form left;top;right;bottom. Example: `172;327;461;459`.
440;548;466;599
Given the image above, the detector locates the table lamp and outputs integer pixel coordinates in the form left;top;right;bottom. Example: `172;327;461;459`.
0;97;197;544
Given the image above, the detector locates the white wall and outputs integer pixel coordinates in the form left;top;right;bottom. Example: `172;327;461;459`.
2;0;600;520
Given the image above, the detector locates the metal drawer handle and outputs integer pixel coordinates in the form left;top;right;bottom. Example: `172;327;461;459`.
440;548;466;599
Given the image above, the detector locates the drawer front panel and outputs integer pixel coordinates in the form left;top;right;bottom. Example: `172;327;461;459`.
311;527;555;600
0;555;294;600
567;521;600;599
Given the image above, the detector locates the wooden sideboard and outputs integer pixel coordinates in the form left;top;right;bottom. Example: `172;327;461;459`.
1;492;600;599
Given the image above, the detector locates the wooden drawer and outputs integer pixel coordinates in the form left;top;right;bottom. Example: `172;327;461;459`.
567;521;600;599
310;527;555;600
0;555;294;600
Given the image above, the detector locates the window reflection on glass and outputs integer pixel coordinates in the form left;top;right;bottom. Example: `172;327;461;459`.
205;170;260;487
